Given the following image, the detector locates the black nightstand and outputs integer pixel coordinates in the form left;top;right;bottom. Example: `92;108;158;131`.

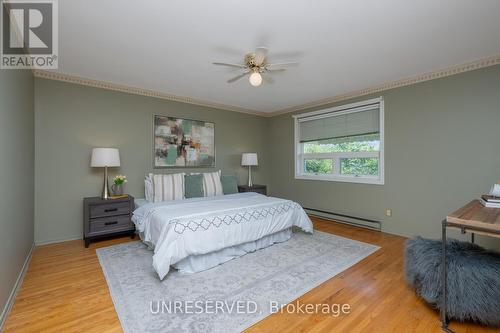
83;195;135;247
238;184;267;195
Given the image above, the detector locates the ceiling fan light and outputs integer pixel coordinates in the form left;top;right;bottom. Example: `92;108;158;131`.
249;72;262;87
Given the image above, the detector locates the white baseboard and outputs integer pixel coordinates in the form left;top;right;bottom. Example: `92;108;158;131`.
0;243;34;331
35;236;82;246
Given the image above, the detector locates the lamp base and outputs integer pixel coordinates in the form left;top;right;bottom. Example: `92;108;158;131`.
102;166;111;200
247;165;253;187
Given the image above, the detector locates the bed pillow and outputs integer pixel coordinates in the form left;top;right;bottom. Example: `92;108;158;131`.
144;175;154;202
150;173;185;202
184;174;204;198
201;170;224;197
220;175;238;194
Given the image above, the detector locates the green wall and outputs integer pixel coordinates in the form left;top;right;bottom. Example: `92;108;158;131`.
267;65;500;247
0;69;34;325
33;65;500;247
34;79;270;244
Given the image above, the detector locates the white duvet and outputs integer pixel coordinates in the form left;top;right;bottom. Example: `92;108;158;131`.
132;192;313;279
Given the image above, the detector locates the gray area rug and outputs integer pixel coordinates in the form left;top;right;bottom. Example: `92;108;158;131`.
97;231;379;333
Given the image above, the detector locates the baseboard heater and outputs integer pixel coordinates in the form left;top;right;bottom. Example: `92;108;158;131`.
304;207;381;231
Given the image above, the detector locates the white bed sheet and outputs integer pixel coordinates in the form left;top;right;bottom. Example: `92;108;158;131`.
136;197;293;273
173;228;292;274
134;198;149;209
132;192;313;279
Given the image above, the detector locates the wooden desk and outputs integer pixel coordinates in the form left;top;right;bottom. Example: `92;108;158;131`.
440;200;500;332
446;200;500;238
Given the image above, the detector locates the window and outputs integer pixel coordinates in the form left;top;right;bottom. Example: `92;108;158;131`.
294;97;384;184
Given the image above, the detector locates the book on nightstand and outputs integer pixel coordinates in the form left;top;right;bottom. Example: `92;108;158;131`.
110;194;129;200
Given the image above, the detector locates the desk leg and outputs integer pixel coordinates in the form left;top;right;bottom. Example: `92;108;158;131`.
441;221;454;332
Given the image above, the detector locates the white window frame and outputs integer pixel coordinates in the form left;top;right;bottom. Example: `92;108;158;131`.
293;97;385;185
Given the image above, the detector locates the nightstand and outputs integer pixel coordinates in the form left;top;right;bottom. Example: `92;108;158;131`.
238;184;267;195
83;195;135;247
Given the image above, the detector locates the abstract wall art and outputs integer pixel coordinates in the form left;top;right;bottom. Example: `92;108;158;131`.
154;115;215;168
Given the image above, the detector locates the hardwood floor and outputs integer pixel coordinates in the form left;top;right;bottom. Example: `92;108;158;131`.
4;218;498;333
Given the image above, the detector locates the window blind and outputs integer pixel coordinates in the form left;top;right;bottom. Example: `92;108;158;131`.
298;104;380;143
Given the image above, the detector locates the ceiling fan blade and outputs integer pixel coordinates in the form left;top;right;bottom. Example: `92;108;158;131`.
227;72;248;83
266;68;287;72
266;62;299;67
213;62;247;68
262;74;275;84
254;47;268;65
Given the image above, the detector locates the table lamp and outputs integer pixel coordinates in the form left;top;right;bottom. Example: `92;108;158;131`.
241;153;258;187
91;148;120;199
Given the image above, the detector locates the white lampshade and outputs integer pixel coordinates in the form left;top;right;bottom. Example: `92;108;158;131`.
90;148;121;167
241;153;258;166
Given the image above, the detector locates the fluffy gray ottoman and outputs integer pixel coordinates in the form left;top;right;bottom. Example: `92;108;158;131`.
405;237;500;327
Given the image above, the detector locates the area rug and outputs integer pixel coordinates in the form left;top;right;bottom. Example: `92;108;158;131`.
97;231;379;333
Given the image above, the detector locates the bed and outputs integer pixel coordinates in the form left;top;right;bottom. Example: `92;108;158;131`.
132;192;313;279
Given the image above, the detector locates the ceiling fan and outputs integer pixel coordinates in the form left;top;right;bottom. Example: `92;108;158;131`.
213;47;298;87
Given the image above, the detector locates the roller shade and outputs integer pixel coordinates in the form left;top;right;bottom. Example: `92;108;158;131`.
299;106;380;143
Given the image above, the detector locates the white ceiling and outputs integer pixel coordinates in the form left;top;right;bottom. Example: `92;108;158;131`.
57;0;500;113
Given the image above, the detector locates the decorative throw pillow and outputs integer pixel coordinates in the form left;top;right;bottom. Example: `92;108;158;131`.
220;175;238;194
184;174;204;198
151;173;185;202
144;175;154;202
201;170;224;196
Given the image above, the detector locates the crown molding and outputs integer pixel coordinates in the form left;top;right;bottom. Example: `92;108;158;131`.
265;54;500;117
34;54;500;118
32;70;265;116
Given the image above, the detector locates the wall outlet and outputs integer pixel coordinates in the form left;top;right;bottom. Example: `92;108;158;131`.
385;209;392;217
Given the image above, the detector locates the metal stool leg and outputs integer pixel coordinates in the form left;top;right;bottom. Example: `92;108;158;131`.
441;220;454;332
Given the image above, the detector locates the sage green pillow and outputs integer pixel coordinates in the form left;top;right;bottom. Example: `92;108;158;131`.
221;175;238;195
184;174;204;198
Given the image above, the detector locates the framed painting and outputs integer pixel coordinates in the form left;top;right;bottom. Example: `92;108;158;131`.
153;115;215;168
